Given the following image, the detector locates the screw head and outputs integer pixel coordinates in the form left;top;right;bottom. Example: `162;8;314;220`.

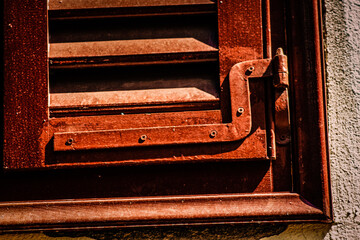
139;135;147;143
246;66;255;75
237;107;244;115
65;138;74;145
209;130;217;138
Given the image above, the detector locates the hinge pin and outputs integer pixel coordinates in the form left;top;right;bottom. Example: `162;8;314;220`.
273;48;289;88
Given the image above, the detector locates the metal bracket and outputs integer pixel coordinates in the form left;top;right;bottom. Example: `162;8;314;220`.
273;48;291;145
54;55;287;151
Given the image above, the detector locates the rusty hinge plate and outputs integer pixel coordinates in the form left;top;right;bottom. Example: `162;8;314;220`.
54;55;287;151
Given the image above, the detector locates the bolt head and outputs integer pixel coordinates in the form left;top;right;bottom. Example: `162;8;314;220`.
209;130;217;138
237;107;244;115
139;135;147;142
245;66;255;76
65;138;74;145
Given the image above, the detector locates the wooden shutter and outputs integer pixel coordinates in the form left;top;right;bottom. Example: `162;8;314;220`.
4;0;282;168
2;0;331;230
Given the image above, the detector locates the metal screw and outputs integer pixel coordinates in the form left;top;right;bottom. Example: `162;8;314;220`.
237;107;244;115
246;66;255;75
209;130;217;138
139;135;147;142
65;138;74;145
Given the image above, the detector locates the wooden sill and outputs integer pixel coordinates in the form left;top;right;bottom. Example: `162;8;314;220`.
0;193;327;231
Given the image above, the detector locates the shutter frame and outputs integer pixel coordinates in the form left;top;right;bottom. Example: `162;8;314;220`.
1;0;332;230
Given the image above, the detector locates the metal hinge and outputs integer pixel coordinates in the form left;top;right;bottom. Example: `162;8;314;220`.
273;48;291;146
53;50;290;152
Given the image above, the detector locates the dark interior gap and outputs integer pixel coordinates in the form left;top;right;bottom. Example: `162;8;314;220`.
50;62;219;95
49;14;218;48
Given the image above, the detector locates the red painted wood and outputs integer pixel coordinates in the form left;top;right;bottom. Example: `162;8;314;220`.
51;89;219;110
218;0;263;122
3;0;48;169
52;59;275;151
49;0;215;10
49;38;218;67
0;193;326;231
289;0;332;218
48;0;217;20
1;0;332;230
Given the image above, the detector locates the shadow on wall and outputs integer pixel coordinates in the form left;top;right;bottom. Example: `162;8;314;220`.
0;223;332;240
263;224;332;240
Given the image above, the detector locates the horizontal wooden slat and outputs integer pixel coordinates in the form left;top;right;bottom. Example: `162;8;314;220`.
50;102;219;118
49;0;216;19
49;0;215;10
50;88;219;109
50;38;217;58
49;38;218;67
0;193;325;230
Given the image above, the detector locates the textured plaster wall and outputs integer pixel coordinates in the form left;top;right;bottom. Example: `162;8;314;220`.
323;0;360;238
1;0;359;239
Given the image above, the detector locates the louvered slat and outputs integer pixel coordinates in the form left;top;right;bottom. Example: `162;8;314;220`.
49;0;215;10
49;0;216;19
48;0;219;117
49;38;218;68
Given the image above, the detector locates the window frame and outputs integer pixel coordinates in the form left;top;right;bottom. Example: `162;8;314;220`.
1;0;332;231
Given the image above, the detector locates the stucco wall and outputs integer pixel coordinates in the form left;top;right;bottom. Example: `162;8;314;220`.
1;0;359;239
323;0;360;238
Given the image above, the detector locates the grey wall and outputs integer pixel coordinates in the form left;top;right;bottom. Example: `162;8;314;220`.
323;0;360;238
